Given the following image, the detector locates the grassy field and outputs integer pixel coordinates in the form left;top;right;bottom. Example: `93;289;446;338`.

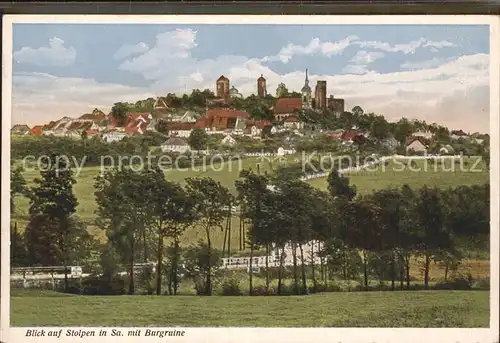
12;156;295;247
11;156;490;250
308;157;489;193
10;289;489;327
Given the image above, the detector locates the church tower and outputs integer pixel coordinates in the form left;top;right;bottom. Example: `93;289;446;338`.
301;68;312;109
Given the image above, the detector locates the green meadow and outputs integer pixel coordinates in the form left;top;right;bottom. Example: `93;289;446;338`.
10;289;489;327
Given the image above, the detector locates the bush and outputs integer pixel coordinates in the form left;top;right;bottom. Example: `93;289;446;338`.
473;277;490;290
433;274;474;290
276;282;308;296
56;279;83;294
251;284;274;296
220;278;243;296
308;282;342;294
54;275;127;295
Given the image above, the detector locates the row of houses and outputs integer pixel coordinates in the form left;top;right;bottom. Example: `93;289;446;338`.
11;93;318;142
160;135;296;155
12;111;156;142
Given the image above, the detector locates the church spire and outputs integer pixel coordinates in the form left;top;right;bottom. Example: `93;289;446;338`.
301;68;312;109
301;68;312;93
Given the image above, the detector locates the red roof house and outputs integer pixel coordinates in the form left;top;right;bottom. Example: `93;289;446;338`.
196;109;250;130
30;125;43;136
245;119;272;129
194;116;209;129
207;108;249;119
340;130;364;142
125;121;148;135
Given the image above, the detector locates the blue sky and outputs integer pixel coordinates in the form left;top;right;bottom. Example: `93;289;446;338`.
11;23;490;132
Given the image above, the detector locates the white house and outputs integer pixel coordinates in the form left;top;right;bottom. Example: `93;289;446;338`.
247;125;261;137
161;137;190;153
283;115;304;130
277;146;296;156
439;144;455;155
406;137;428;154
169;122;195;138
103;131;127;143
11;124;31;136
221;135;237;146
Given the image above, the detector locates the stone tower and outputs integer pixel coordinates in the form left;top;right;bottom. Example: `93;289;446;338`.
257;74;267;98
314;80;327;111
216;75;230;99
301;69;312;109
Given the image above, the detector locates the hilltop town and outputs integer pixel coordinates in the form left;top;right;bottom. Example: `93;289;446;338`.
10;69;488;157
11;69;344;138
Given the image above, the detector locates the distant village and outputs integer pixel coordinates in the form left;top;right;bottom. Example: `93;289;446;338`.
11;69;483;155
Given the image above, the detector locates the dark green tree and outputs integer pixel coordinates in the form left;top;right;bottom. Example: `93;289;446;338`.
95;167;152;294
25;155;79;291
187;127;209;151
235;170;271;294
185;177;231;295
414;186;452;289
111;102;129;126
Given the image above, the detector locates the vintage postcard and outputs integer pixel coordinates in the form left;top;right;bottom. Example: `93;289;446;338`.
1;15;499;343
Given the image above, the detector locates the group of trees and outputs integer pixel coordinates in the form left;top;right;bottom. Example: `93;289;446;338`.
11;156;97;292
94;166;236;296
235;169;489;294
11;132;166;163
10;151;489;296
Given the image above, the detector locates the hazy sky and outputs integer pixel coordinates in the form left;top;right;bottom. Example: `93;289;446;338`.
11;24;490;132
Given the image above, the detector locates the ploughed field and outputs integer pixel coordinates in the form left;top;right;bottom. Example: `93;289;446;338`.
10;289;489;327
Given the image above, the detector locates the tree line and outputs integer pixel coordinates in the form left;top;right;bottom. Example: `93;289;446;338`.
10;154;489;295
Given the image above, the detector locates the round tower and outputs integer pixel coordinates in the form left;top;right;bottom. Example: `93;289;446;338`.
257;74;267;98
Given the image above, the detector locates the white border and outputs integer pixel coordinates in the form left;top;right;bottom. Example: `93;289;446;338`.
1;15;499;343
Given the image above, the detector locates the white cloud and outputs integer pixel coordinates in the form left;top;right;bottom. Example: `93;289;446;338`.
12;72;154;126
355;37;456;54
400;56;457;70
424;40;457;49
259;36;456;65
342;50;385;75
113;42;149;60
189;72;204;83
14;37;77;67
119;29;197;77
341;64;370;75
350;50;385;65
261;36;359;63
